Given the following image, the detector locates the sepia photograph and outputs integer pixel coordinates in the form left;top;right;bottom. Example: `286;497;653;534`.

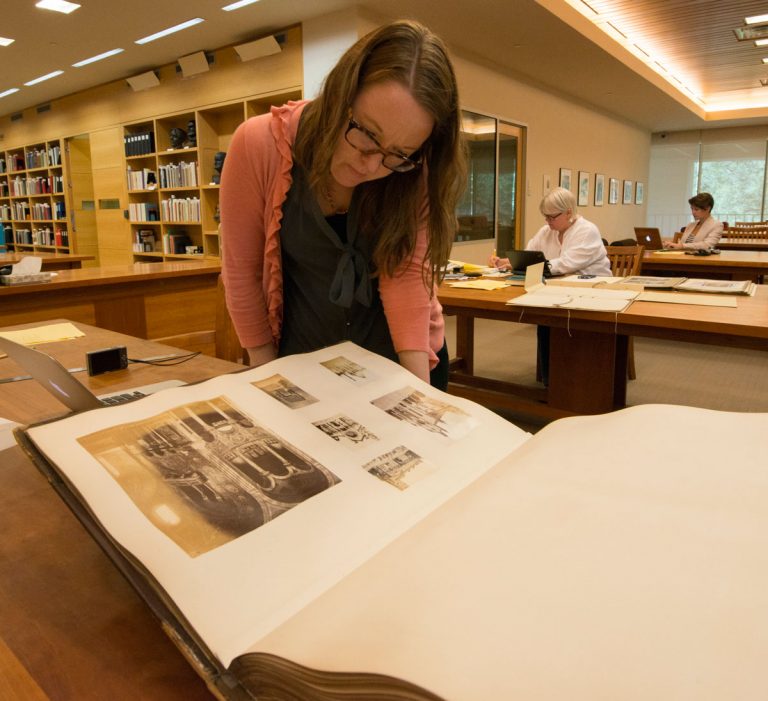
77;397;340;556
371;386;479;440
320;355;373;383
253;374;318;409
363;445;438;491
313;413;379;448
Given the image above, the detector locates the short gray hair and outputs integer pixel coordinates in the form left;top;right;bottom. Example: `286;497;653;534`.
540;187;577;216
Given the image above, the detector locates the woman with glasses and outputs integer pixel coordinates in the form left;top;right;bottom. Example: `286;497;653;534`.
491;187;610;276
220;20;465;388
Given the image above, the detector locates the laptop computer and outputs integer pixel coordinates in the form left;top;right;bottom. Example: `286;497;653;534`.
505;249;550;276
0;336;184;412
634;227;665;250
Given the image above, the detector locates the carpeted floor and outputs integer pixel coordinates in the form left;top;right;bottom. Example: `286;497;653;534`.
444;317;768;432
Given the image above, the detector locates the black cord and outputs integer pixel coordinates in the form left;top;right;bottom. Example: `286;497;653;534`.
128;351;201;366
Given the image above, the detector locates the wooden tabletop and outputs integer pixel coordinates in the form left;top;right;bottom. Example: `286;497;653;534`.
0;260;221;297
438;282;768;349
0;320;240;700
643;249;768;265
0;252;95;270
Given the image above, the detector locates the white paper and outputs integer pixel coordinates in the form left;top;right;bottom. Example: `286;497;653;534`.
11;256;43;275
25;342;530;667
0;417;20;451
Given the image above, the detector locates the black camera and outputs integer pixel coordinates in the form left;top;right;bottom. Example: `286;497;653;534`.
86;346;128;376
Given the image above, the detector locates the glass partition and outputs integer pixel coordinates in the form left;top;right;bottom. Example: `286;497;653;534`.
456;110;524;248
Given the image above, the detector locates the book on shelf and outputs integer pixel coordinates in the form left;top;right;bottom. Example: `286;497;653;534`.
13;342;768;699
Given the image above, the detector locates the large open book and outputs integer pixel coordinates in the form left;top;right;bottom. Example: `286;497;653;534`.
15;342;768;699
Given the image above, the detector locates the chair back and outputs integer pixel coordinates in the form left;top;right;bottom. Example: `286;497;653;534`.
605;245;644;277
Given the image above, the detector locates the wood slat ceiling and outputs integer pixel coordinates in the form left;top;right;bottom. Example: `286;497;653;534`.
584;0;768;100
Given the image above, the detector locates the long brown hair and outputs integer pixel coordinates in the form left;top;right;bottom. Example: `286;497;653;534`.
293;20;466;288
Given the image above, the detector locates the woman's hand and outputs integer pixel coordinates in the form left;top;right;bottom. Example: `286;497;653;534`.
246;342;277;367
663;242;683;250
489;255;511;269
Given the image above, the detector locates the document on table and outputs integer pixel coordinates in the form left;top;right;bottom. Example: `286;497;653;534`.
0;322;85;347
636;291;738;307
448;279;514;290
507;285;639;312
0;417;20;451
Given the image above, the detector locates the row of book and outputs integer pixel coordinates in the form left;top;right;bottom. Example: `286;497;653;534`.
162;231;194;254
24;146;62;169
132;229;157;253
126;167;157;191
161;196;201;222
9;175;64;196
124;131;156;157
12;226;69;247
128;202;160;222
158;161;198;189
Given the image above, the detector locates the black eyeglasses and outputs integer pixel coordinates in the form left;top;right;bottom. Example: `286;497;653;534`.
344;118;422;173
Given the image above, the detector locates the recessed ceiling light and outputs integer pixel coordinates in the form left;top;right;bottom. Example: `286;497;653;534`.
746;14;768;25
135;18;204;45
756;38;768;46
763;57;768;63
0;88;19;99
35;0;81;14
222;0;261;9
24;70;64;86
0;37;14;47
72;48;124;67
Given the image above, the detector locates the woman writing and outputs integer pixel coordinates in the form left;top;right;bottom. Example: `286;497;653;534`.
220;21;466;389
490;187;610;276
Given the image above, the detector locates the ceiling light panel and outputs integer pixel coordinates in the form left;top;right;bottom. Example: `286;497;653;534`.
135;18;205;45
35;0;80;14
24;70;64;86
72;49;124;68
0;37;14;47
222;0;261;10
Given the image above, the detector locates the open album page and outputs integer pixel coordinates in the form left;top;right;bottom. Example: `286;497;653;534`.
24;342;529;668
250;405;768;700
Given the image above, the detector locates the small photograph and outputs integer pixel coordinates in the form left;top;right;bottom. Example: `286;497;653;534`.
623;179;633;205
635;181;644;204
578;171;590;206
77;397;340;557
313;414;379;448
559;167;572;190
253;374;318;409
608;178;619;205
594;174;605;207
363;445;438;491
320;356;372;384
371;386;479;440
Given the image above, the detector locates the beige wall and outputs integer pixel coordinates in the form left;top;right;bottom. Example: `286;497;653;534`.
453;53;650;264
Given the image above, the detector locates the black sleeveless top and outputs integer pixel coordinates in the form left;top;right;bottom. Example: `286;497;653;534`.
277;165;397;362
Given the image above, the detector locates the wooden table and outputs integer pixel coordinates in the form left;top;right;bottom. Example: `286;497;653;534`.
641;249;768;282
717;238;768;251
439;282;768;419
0;252;95;270
0;261;222;356
0;321;240;700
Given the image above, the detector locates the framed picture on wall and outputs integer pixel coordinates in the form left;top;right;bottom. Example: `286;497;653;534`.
623;180;633;204
559;168;572;190
608;178;619;205
577;171;590;206
594;174;605;206
635;181;644;204
542;173;552;197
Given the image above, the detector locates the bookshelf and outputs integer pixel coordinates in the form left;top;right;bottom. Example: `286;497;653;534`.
124;89;301;262
0;139;73;255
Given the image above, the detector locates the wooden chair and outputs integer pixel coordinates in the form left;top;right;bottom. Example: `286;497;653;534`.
605;245;643;380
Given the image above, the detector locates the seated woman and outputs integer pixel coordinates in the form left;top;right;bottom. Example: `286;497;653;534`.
491;187;611;276
663;192;722;250
489;187;610;385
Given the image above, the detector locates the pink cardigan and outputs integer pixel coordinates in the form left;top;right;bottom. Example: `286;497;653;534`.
220;101;444;367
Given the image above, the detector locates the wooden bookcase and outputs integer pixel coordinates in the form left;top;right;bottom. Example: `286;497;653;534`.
0;139;74;254
124;88;301;262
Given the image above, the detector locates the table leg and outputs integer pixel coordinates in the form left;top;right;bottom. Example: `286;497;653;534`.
454;314;475;375
548;327;626;414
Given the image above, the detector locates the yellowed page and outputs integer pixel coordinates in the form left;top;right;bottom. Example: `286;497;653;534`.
25;342;529;668
255;404;768;700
